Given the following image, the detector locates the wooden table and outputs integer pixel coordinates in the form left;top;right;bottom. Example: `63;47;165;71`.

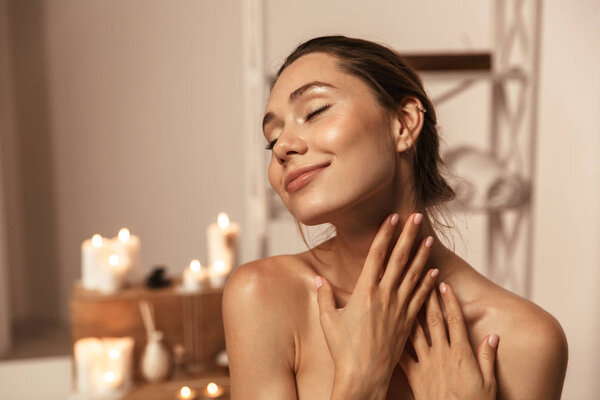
123;369;230;400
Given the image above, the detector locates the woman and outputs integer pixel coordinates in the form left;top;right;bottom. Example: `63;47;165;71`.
223;36;568;399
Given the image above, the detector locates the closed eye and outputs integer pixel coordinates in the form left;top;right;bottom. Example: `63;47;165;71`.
305;103;332;121
264;103;333;150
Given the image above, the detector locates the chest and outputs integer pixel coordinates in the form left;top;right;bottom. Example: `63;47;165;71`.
292;298;490;400
293;311;416;400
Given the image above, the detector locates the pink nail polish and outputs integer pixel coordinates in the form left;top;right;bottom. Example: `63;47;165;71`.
390;213;399;225
488;334;499;348
425;236;434;247
430;268;439;278
315;276;323;289
439;282;447;294
413;213;423;225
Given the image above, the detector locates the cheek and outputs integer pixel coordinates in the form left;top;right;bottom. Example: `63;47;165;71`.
268;159;282;193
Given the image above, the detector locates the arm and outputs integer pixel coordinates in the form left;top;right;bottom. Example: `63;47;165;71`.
223;260;298;400
495;312;568;400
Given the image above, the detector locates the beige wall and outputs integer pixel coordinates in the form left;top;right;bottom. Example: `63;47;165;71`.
2;0;244;323
532;1;600;397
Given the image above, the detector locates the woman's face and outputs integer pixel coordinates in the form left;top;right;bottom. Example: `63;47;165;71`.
263;52;400;226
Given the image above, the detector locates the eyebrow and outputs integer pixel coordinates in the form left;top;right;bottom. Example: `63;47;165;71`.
262;81;337;134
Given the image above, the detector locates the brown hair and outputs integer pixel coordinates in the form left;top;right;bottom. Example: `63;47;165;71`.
271;35;457;255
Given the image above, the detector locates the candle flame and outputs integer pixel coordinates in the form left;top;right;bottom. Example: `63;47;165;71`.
92;234;103;247
103;371;116;383
213;259;225;273
108;254;119;266
118;228;130;242
108;349;120;359
206;382;220;395
217;213;230;229
180;386;192;398
190;259;201;272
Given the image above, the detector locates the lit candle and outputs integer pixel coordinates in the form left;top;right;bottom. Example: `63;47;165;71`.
203;382;224;398
208;259;231;288
177;385;197;400
182;259;208;292
74;336;134;397
81;229;140;293
81;234;111;291
206;212;240;273
114;227;142;284
98;252;129;294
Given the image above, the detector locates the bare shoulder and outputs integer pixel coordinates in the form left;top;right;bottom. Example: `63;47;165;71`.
223;254;307;330
473;280;568;400
224;254;309;307
222;255;307;399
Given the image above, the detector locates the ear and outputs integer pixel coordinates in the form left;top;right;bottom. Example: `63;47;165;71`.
391;96;426;154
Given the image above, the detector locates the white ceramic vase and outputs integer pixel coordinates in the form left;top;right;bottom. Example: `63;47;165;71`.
140;331;171;382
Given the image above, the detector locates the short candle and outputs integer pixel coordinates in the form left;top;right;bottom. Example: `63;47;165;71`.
204;382;224;398
177;385;197;400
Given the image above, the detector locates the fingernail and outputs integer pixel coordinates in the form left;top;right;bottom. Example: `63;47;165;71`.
430;268;439;278
315;276;323;289
439;282;447;294
413;213;423;225
390;213;399;226
488;334;499;348
425;236;434;247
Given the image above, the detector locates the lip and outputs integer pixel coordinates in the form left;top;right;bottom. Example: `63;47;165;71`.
284;161;331;192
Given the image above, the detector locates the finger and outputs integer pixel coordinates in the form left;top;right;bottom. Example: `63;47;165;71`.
438;282;469;347
477;334;499;387
395;234;434;305
425;286;448;347
405;266;438;320
315;276;336;324
379;213;425;292
409;319;430;357
355;213;399;292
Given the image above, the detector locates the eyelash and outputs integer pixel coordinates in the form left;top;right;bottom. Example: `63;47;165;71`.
264;103;332;150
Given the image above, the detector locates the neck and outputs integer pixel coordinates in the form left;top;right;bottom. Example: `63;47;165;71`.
311;210;457;295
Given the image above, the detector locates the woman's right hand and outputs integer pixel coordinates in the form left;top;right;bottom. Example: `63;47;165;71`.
315;212;439;398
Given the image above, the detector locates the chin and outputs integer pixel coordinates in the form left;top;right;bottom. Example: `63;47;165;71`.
281;192;337;226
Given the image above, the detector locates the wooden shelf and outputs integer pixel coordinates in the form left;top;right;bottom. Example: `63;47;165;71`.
402;52;492;71
70;281;225;382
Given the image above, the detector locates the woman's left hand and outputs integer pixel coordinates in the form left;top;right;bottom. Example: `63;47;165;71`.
399;282;499;400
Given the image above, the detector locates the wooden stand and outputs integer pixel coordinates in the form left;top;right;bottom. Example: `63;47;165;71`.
70;280;226;382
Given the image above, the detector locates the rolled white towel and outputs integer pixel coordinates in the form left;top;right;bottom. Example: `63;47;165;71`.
444;145;530;211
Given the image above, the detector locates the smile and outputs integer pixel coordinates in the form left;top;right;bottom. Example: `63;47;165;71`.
286;164;329;193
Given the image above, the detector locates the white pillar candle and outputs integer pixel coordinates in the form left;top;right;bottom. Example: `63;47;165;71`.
114;228;142;285
96;252;129;294
208;259;231;289
74;337;134;397
206;213;240;272
74;337;104;393
182;259;208;292
103;337;134;389
81;234;112;291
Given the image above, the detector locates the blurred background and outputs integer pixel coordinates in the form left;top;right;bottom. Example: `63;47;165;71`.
0;0;598;399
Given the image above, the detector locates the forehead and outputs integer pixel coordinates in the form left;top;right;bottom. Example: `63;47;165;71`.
267;52;366;108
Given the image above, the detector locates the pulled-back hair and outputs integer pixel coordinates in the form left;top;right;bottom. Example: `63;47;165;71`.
271;35;457;252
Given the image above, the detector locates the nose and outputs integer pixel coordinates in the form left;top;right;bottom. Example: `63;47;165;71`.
272;129;308;164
